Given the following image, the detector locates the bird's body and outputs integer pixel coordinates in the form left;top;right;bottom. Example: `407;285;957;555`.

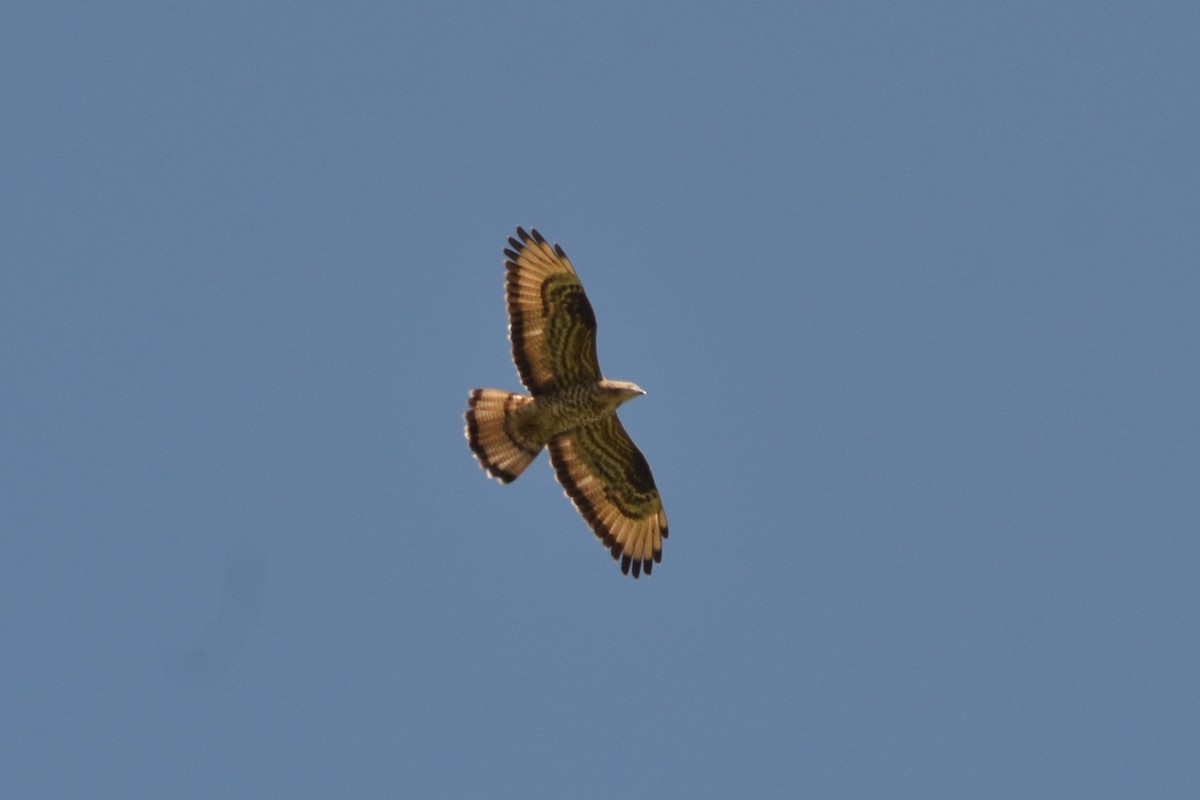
466;380;643;480
465;228;667;578
523;380;646;443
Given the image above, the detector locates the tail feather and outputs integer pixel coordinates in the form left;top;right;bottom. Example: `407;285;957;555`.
465;389;541;483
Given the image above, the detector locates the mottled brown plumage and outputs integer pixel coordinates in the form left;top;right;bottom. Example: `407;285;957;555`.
465;227;667;578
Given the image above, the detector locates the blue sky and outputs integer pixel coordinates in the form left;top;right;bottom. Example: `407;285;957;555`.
3;2;1198;797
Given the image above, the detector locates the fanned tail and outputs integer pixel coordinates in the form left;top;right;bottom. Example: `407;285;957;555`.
465;389;541;483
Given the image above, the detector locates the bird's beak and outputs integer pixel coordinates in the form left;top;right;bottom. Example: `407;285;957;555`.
621;385;646;402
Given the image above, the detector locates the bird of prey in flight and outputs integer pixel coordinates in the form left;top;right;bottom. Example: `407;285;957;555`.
465;227;668;578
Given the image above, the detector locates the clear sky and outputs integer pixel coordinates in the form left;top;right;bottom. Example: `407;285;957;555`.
3;2;1198;798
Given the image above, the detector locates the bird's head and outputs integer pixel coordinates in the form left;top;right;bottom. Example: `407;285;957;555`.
598;380;646;410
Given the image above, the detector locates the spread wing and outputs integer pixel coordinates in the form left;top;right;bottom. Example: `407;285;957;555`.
548;414;668;578
504;227;600;395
